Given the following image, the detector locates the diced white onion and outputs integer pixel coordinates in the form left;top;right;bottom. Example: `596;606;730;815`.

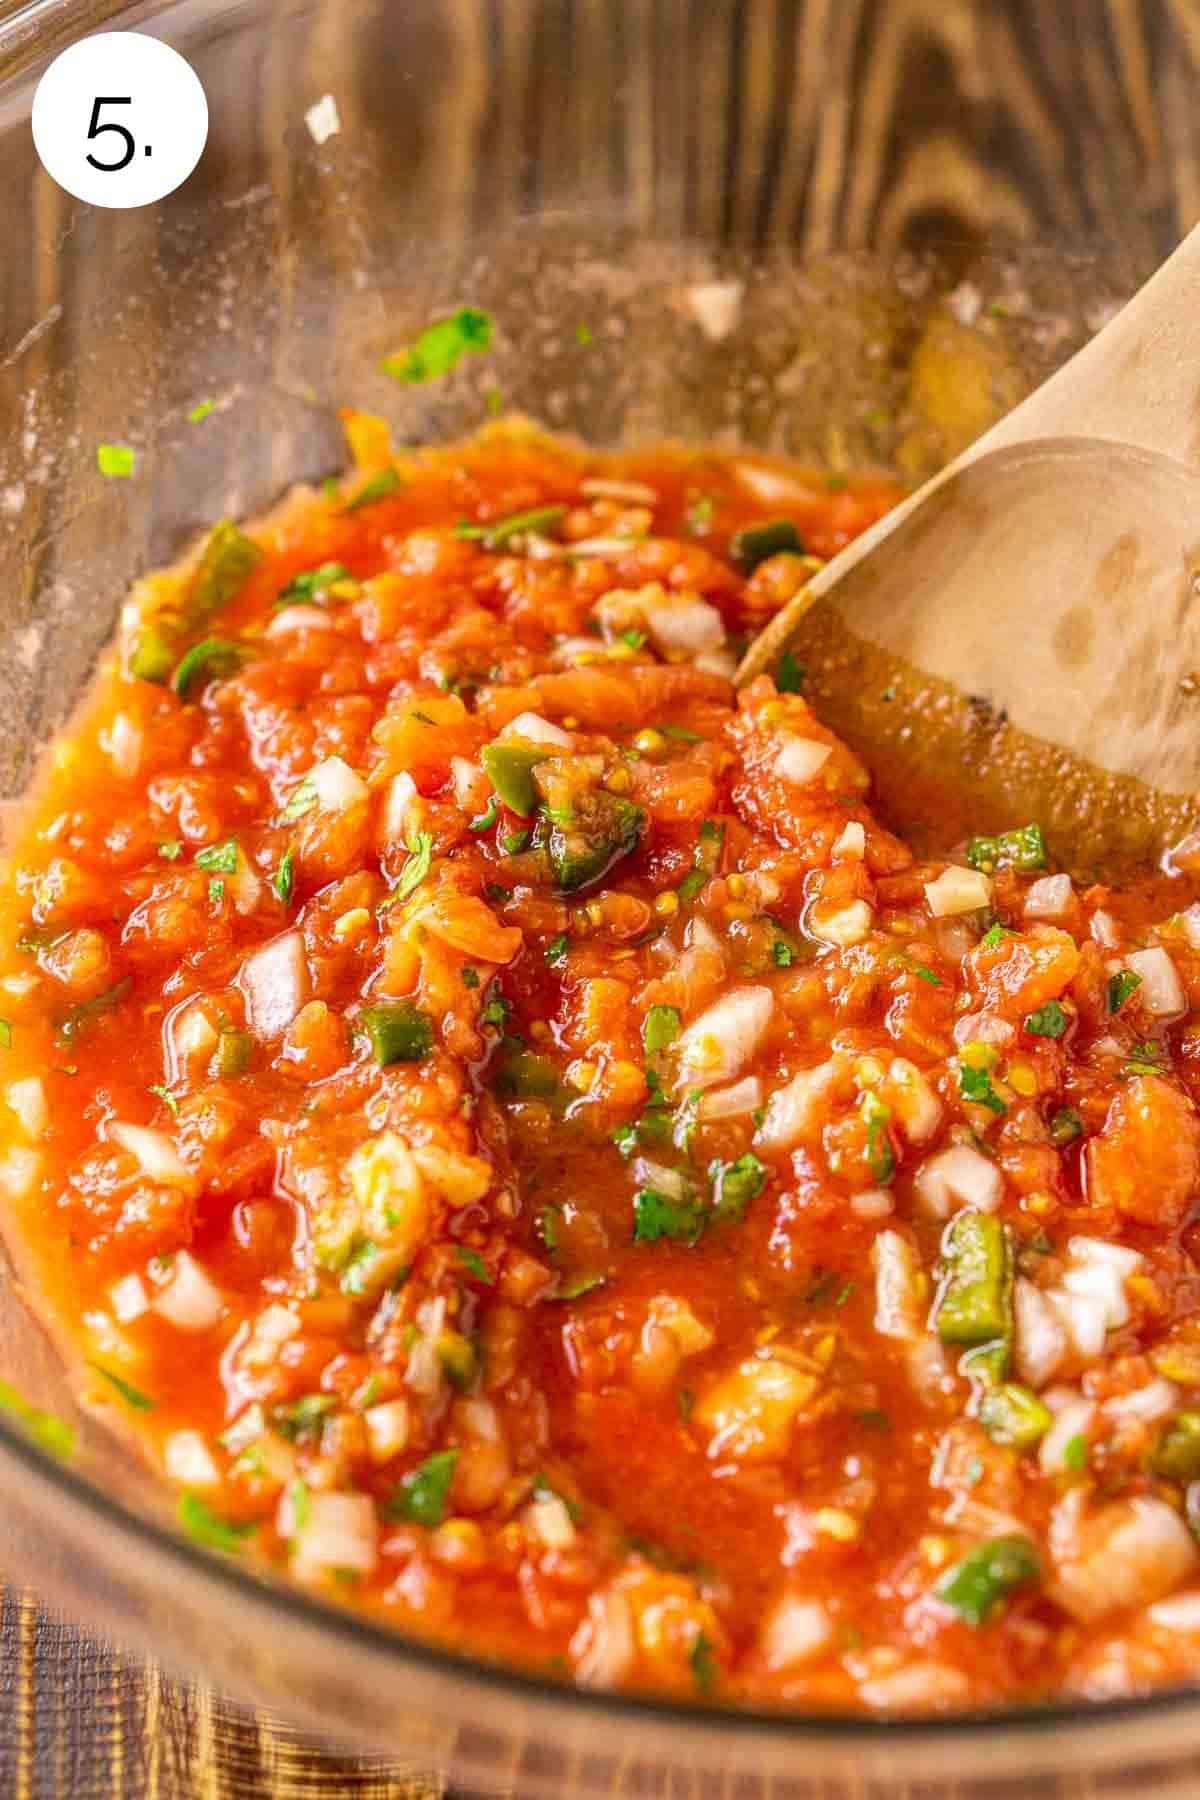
914;1146;1003;1220
1126;947;1187;1019
457;1397;501;1443
304;93;341;146
1051;1287;1109;1361
732;461;809;507
1040;1397;1096;1472
164;1429;220;1488
1104;1378;1178;1425
1067;1236;1143;1276
1148;1593;1200;1632
759;1596;832;1670
308;755;368;812
265;605;333;636
1091;910;1120;949
698;1076;763;1121
1177;905;1200;952
860;1662;969;1712
677;986;773;1090
872;1230;922;1341
684;280;744;343
291;1491;379;1578
810;901;873;948
240;1303;301;1371
378;771;417;844
5;1076;46;1140
850;1188;894;1219
952;1012;1015;1049
229;848;263;918
151;1250;224;1332
568;536;643;558
405;1334;443;1399
525;1492;577;1550
499;711;573;748
775;738;832;785
692;645;738;679
1061;1259;1130;1330
364;1399;410;1463
168;1000;220;1071
109;1273;149;1323
885;1059;942;1144
0;1146;42;1200
238;931;310;1040
1014;1278;1068;1389
832;821;865;861
1024;874;1073;920
580;478;657;504
570;1587;636;1690
450;756;486;812
1051;1493;1196;1624
924;867;992;917
108;1121;193;1187
641;592;725;660
758;1058;842;1151
106;713;143;779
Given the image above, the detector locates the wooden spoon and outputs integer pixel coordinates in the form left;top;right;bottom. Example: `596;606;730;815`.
736;224;1200;880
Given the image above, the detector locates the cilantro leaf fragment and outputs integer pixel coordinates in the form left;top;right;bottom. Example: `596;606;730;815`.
178;1493;255;1554
632;1186;704;1246
387;1449;459;1526
381;307;493;384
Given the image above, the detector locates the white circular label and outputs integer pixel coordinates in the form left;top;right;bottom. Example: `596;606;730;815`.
32;32;208;209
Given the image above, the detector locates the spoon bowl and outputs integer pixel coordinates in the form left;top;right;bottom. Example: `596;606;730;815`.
738;226;1200;877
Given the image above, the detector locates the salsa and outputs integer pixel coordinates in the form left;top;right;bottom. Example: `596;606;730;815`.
4;413;1200;1712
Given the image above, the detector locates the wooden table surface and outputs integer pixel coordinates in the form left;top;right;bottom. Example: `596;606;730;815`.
5;0;1200;1792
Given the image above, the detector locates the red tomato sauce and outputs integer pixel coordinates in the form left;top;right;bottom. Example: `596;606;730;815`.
4;415;1200;1711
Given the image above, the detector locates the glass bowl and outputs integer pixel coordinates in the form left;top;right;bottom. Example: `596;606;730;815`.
0;0;1196;1789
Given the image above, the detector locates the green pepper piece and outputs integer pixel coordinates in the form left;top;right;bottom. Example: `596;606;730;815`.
966;823;1046;872
1152;1411;1200;1482
731;519;803;571
437;1330;478;1391
545;792;644;893
190;521;263;621
979;1382;1052;1451
936;1535;1041;1626
936;1212;1013;1352
129;622;176;685
491;1045;560;1099
173;637;249;700
360;1001;434;1066
482;742;547;817
215;1029;253;1078
386;1448;459;1525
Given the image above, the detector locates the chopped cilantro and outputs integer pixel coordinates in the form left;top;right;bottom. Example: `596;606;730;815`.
462;966;480;989
709;1151;767;1224
772;939;794;967
959;1061;1007;1115
271;1393;336;1441
195;837;239;874
980;922;1013;950
187;399;215;424
1108;969;1142;1013
468;794;500;834
457;1247;493;1284
158;839;183;861
97;443;135;478
862;1089;896;1182
208;878;226;904
913;964;942;986
776;648;806;693
456;505;567;549
1024;1000;1068;1039
276;561;351;605
386;1449;459;1526
345;467;402;511
272;847;295;905
88;1363;155;1411
481;991;511;1030
575;323;594;346
545;934;569;965
643;1004;682;1054
632;1185;704;1246
381;307;493;383
148;1083;179;1116
281;775;318;823
620;627;647;650
659;724;703;742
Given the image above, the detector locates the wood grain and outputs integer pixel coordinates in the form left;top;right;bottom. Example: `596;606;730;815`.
5;0;1200;1793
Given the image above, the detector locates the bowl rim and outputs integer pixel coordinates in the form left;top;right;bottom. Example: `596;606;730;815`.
2;1406;1198;1742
